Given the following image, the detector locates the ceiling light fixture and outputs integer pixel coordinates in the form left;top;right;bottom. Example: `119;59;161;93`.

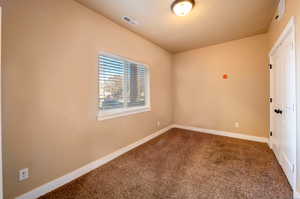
171;0;195;16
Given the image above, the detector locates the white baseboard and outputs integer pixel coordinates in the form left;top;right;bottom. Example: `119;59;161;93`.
15;125;173;199
172;124;269;143
267;139;272;149
15;124;270;199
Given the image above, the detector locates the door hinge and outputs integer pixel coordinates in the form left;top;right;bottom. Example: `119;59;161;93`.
270;131;273;136
270;98;273;103
269;64;273;69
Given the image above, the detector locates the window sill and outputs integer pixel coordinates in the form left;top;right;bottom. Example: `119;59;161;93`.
97;106;151;121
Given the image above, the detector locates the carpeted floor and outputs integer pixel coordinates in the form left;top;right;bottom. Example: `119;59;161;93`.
39;128;292;199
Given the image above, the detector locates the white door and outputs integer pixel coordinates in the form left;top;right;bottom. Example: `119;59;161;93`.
270;18;296;189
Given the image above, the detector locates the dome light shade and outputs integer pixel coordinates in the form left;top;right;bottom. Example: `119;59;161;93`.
171;0;195;16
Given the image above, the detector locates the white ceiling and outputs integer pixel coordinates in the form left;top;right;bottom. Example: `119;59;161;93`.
76;0;278;53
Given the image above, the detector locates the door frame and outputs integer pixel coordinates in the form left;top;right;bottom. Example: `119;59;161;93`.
269;16;297;189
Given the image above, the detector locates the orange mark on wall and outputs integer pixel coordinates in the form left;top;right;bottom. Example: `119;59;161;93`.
222;74;228;79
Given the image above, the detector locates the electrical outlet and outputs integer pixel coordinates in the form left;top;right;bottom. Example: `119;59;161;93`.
19;168;29;181
157;121;161;128
235;122;239;128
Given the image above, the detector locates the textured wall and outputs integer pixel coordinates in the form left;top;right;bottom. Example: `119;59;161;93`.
172;34;269;137
2;0;172;198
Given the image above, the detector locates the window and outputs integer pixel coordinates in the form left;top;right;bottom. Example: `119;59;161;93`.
98;53;150;120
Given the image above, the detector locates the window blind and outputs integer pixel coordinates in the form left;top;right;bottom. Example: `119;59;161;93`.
98;54;148;111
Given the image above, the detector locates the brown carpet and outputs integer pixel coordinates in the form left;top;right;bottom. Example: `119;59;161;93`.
39;128;292;199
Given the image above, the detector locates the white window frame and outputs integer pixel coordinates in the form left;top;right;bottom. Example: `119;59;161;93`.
97;52;151;121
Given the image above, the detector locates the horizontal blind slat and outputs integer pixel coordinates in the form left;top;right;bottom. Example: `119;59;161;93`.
98;54;147;111
99;55;125;110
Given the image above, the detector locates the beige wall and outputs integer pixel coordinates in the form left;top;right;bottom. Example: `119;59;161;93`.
268;0;300;193
2;0;172;198
172;34;269;137
3;0;300;198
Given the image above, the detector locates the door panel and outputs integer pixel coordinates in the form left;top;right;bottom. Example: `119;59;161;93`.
270;28;296;189
280;32;296;187
271;45;282;162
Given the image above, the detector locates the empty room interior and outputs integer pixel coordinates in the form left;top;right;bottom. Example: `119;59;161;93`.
1;0;300;198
